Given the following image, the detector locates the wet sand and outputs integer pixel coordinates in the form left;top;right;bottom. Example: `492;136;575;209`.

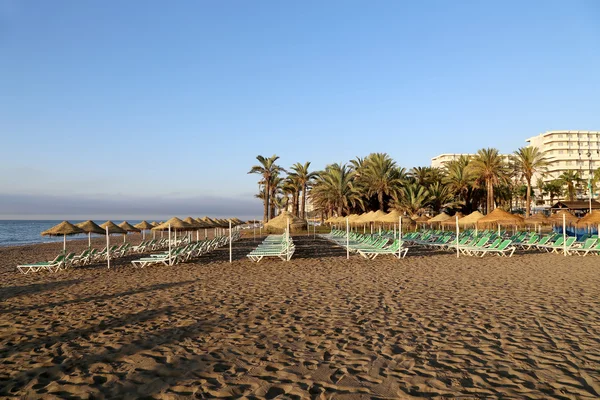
1;235;599;399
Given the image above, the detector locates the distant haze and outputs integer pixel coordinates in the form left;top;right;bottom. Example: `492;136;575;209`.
0;193;262;221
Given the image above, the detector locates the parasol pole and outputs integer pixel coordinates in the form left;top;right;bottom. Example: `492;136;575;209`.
346;217;350;260
456;214;460;258
88;232;91;248
63;234;66;252
168;223;172;265
398;216;402;258
229;220;232;263
253;222;256;242
106;226;110;269
563;214;567;256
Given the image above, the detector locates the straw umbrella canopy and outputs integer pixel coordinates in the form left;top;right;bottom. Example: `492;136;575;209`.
118;221;141;243
354;211;375;225
456;211;484;227
99;221;127;268
76;220;105;247
135;221;154;230
476;208;525;228
152;217;192;231
183;217;204;229
41;221;84;251
119;221;141;233
201;216;218;227
150;221;159;227
100;221;127;234
427;212;451;224
135;220;155;240
523;213;549;226
265;211;307;233
441;213;465;226
427;212;452;225
548;210;578;226
375;210;404;224
414;215;430;223
576;210;600;227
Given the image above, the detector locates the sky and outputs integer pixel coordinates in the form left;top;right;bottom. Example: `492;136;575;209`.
1;0;599;219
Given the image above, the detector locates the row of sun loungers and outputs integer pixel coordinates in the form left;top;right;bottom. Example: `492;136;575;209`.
17;234;233;274
247;234;295;262
131;232;240;268
405;228;600;257
320;229;409;259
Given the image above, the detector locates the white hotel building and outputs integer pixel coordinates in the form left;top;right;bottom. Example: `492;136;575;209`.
526;130;600;184
431;131;600;183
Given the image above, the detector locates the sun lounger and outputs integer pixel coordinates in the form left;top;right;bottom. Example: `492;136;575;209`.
17;254;67;274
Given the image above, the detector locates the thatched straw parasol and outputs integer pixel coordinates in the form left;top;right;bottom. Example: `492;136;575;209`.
135;220;155;240
118;221;141;243
183;217;204;229
201;216;218;227
135;221;154;230
119;221;141;233
441;212;465;226
476;209;524;228
376;210;403;223
99;221;127;268
150;221;159;227
354;211;376;224
548;210;578;226
576;210;600;228
76;220;105;247
523;213;549;226
265;211;307;233
413;215;430;223
456;211;484;227
427;212;451;224
41;221;84;251
152;217;192;231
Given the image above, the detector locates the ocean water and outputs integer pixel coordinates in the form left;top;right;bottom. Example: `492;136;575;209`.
0;220;143;247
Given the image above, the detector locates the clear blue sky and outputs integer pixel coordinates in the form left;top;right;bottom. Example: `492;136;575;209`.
1;0;599;219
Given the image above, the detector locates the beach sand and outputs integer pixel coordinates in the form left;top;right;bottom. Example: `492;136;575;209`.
1;235;599;399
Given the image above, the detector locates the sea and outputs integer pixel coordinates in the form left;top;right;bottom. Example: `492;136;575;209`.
0;220;144;247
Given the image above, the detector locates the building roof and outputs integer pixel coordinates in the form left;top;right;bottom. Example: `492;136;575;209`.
551;200;600;210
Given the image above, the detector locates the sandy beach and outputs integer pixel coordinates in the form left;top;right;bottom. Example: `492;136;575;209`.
1;235;599;399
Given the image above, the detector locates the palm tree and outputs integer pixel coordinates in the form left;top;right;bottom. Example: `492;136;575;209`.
512;146;548;217
360;153;404;211
535;176;545;205
468;148;507;214
391;183;431;216
282;177;300;216
443;155;475;210
409;166;432;186
558;170;581;201
543;180;563;204
248;155;284;222
311;163;364;216
427;181;453;213
269;175;283;219
290;161;318;219
273;195;288;214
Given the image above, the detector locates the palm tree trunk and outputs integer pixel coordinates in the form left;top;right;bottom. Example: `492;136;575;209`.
378;191;384;211
265;181;270;222
487;179;494;213
301;183;307;219
526;180;531;217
